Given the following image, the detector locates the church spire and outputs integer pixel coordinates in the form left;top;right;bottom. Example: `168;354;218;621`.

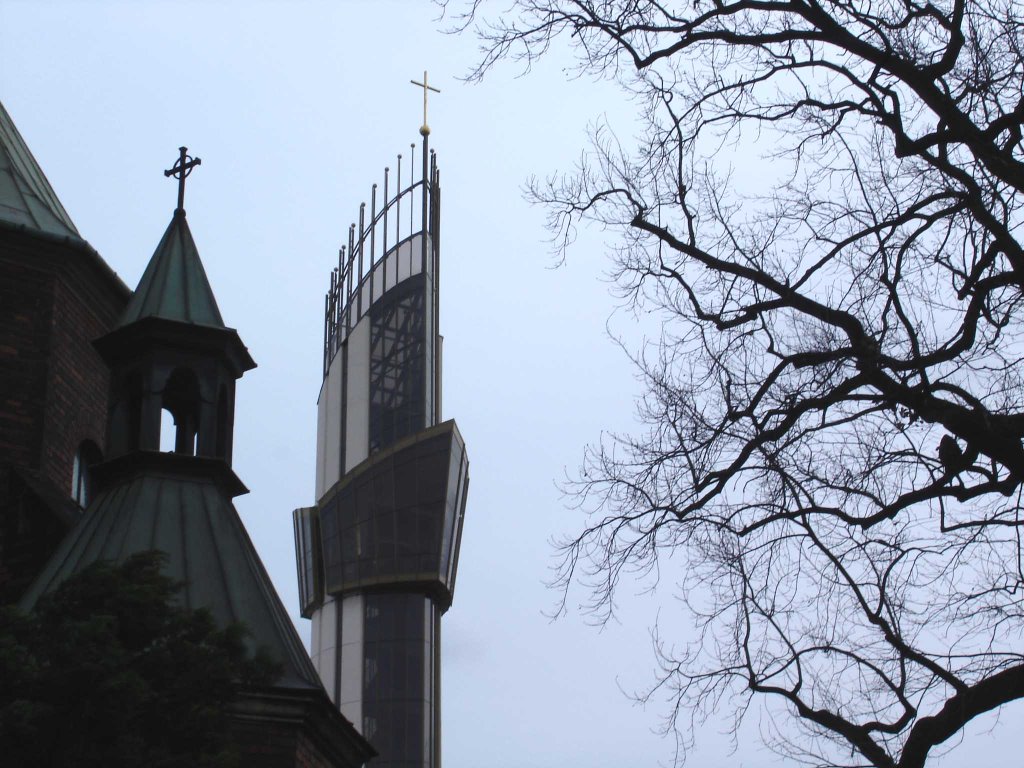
94;147;253;464
118;211;225;328
118;147;222;328
26;142;318;693
17;139;375;768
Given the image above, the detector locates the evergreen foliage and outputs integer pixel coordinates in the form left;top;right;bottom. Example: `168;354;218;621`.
0;551;279;768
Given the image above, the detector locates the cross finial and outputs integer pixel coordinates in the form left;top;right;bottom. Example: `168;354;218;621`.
163;146;202;213
410;71;441;137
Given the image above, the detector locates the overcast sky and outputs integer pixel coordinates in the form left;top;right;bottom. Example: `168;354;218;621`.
1;2;1017;767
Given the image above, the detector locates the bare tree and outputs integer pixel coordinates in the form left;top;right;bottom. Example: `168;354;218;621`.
455;1;1024;766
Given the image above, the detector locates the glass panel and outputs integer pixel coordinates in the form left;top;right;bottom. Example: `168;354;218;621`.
439;437;465;578
293;507;323;616
448;474;470;589
317;425;462;599
321;496;341;589
363;593;428;768
369;274;426;454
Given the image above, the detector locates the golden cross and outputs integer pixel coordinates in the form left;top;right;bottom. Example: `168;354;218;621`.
410;71;441;137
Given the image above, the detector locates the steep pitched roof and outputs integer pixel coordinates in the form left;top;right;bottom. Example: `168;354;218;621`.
0;100;80;239
20;456;322;692
119;210;225;328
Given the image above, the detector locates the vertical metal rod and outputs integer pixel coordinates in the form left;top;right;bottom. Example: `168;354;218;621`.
393;154;401;290
347;224;355;333
421;133;432;424
329;268;336;357
370;183;377;303
410;142;416;236
336;241;343;340
336;253;343;338
339;260;348;337
358;203;366;278
431;151;439;240
382;167;389;286
430;151;441;424
343;243;351;335
395;153;402;289
358;202;366;319
434;160;441;301
421;136;429;276
323;293;330;375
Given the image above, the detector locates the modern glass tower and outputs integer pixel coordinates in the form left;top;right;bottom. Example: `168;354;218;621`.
293;132;469;768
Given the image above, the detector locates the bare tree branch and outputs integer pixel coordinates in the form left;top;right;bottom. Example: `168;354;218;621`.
459;0;1024;765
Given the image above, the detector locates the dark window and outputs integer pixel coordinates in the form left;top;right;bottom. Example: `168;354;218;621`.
369;276;426;454
71;440;102;508
317;427;470;605
362;593;428;767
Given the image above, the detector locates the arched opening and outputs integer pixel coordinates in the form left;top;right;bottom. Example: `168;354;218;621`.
215;384;230;460
160;408;177;453
71;440;102;507
109;370;143;455
161;367;201;456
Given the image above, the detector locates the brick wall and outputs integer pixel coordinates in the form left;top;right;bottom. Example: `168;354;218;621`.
39;264;123;495
0;227;129;601
0;253;53;472
0;230;127;497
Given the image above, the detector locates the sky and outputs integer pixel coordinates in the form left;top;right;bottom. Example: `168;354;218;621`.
0;2;1017;767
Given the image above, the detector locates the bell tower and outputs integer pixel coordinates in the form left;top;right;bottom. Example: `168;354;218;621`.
21;145;376;768
96;148;252;466
294;82;470;768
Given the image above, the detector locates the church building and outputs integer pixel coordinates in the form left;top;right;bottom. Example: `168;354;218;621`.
0;100;129;604
0;86;468;768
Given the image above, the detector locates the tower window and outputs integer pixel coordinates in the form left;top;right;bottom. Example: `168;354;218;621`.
71;440;102;508
161;367;201;455
369;276;426;453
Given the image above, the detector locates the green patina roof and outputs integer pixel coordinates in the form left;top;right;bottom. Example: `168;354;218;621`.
20;463;322;692
0;100;81;239
120;210;225;328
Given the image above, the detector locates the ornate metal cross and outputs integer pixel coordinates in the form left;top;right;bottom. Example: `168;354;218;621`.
164;146;202;212
410;71;441;136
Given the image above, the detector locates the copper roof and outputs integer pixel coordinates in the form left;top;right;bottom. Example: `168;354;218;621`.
20;454;323;692
0;100;81;239
119;210;225;328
